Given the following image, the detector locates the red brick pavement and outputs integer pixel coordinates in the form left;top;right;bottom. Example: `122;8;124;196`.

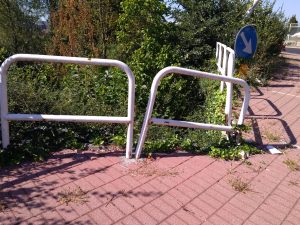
0;148;300;225
245;47;300;148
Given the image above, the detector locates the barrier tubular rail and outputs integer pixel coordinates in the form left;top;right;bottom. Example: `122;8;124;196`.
216;42;236;126
135;66;250;159
0;54;135;159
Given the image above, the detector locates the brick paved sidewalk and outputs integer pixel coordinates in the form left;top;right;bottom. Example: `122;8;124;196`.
244;47;300;149
1;148;300;225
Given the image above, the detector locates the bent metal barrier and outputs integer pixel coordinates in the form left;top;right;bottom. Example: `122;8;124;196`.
0;54;135;158
216;42;236;126
135;66;250;159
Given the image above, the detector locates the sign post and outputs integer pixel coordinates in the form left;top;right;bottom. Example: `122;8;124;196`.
245;0;261;17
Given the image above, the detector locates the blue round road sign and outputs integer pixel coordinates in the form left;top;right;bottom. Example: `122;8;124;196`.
234;25;258;59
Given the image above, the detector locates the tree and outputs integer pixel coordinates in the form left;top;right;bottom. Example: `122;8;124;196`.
172;0;246;67
116;0;180;110
48;0;121;58
48;0;96;57
89;0;121;58
289;15;298;24
0;0;47;54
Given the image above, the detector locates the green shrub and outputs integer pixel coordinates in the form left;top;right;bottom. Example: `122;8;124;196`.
0;63;130;167
208;138;262;161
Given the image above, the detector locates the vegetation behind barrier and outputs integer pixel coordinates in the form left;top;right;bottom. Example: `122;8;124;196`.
0;0;287;167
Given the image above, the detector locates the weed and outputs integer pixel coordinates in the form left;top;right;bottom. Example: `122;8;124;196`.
229;177;251;193
283;159;299;171
227;167;237;175
129;161;180;177
260;161;266;165
244;161;252;166
58;186;88;206
208;138;262;161
264;130;281;142
288;180;299;186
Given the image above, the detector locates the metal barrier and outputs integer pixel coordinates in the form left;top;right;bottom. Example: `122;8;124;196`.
216;42;236;126
0;54;135;158
135;66;250;159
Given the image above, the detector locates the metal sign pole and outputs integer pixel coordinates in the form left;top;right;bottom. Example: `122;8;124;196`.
245;0;261;17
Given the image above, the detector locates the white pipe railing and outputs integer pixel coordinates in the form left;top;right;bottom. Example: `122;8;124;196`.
135;66;250;159
216;42;236;126
0;54;135;158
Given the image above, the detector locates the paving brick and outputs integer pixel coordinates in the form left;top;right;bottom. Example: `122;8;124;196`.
19;215;45;225
111;197;136;215
175;183;198;199
216;207;244;224
182;178;207;194
142;203;168;222
12;202;32;222
84;174;105;188
191;196;217;216
151;198;177;216
87;187;110;210
285;214;300;225
119;175;141;189
70;202;91;216
123;192;145;209
0;211;18;225
210;182;236;199
183;203;209;222
259;202;290;221
167;187;192;206
72;215;97;225
56;204;79;222
198;193;224;210
42;209;64;224
121;215;143;225
89;208;113;225
174;208;203;225
208;214;232;225
132;208;158;225
100;201;125;222
160;193;184;210
248;214;274;225
165;214;188;225
220;203;251;221
73;178;95;192
281;221;295;225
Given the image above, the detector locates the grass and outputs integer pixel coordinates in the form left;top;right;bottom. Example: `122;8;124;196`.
58;186;88;206
283;159;299;171
129;160;180;177
288;180;299;186
229;177;251;193
264;130;281;142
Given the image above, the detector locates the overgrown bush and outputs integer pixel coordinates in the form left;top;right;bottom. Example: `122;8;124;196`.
0;63;129;167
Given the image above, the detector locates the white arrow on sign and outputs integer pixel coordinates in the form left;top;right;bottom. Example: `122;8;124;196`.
241;32;252;54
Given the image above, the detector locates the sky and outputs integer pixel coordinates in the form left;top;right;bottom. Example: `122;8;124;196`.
273;0;300;21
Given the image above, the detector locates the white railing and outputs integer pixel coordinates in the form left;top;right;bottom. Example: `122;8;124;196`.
135;66;250;159
216;42;236;126
0;54;135;158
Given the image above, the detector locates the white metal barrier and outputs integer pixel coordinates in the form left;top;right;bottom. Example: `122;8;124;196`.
0;54;135;158
135;66;250;159
216;42;236;126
